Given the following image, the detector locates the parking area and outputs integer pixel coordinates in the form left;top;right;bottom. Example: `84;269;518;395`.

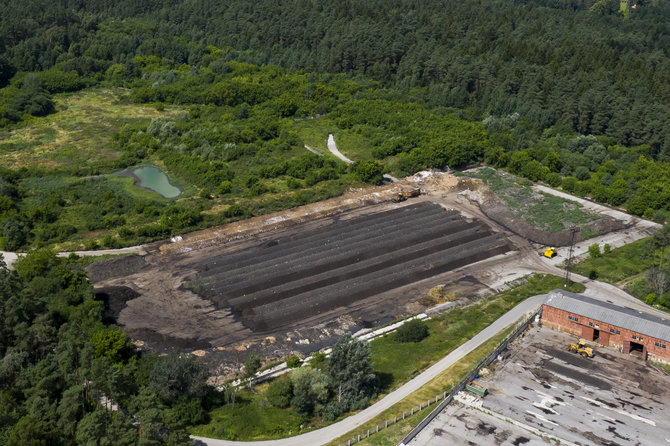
413;325;670;446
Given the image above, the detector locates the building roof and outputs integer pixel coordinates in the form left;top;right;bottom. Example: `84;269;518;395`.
544;289;670;342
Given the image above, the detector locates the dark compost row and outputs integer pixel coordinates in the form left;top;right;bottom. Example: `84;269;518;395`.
188;202;510;332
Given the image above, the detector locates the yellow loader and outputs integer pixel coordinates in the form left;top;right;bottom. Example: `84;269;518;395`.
568;340;594;358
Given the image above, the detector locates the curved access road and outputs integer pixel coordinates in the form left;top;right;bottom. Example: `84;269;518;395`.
327;134;354;164
192;293;545;446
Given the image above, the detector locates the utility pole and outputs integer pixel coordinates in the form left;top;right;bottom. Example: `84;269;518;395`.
564;226;580;287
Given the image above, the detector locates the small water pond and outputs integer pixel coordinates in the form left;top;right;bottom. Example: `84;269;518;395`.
123;166;182;198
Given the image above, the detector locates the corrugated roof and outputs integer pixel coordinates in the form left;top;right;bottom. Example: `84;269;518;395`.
544;289;670;342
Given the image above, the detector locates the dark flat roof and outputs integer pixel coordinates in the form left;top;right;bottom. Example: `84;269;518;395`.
544;289;670;342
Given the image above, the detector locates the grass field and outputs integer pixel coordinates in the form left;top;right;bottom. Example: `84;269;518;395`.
189;274;584;441
572;238;654;284
0;88;184;170
462;167;599;232
190;384;304;441
572;237;670;312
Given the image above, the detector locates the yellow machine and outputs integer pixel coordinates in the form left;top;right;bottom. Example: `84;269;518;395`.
391;188;421;203
542;247;557;258
568;340;594;358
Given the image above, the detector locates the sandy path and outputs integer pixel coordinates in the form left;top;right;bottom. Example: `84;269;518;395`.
304;145;321;155
328;134;353;164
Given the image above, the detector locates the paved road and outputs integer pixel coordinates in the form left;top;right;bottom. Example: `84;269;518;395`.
0;246;147;270
192;294;545;446
327;134;354;164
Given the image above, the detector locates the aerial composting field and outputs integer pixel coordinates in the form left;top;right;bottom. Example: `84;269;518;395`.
88;169;649;374
186;202;510;333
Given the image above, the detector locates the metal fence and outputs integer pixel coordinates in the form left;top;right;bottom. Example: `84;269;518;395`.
335;305;542;446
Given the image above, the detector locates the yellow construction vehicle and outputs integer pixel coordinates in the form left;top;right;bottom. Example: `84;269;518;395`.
568;340;594;358
541;247;557;258
391;188;421;203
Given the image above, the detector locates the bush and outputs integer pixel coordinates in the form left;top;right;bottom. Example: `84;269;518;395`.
265;378;293;408
217;180;232;194
603;243;611;254
588;268;598;280
309;351;327;371
223;204;250;218
199;187;211;199
352;160;384;185
286;355;301;368
394;318;429;343
588;243;601;258
645;293;658;305
286;177;303;189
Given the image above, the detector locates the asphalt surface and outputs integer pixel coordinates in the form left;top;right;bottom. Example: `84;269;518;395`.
407;398;550;446
463;327;670;446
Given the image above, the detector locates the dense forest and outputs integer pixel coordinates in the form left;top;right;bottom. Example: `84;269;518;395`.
1;0;669;153
0;251;210;445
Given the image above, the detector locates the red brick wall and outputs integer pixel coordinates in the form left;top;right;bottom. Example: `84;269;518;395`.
541;304;670;364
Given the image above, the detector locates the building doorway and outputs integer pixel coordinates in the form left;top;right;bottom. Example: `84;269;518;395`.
630;341;644;353
593;329;600;342
629;341;647;359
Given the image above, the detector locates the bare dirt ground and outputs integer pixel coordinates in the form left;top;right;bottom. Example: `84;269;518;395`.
88;171;658;376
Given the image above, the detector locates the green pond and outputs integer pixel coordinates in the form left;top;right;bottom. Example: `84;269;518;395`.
132;166;182;198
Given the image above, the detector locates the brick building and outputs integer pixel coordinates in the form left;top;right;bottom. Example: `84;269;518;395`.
541;289;670;364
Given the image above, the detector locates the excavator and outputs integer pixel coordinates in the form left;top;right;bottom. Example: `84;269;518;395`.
391;188;421;203
568;340;594;358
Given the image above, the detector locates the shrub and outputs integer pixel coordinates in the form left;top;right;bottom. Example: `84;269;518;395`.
223;204;250;218
645;293;658;305
394;319;429;343
588;268;598;280
588;243;601;258
286;355;301;368
286;177;302;189
265;378;293;408
309;351;327;371
199;187;211;199
603;243;611;254
217;180;232;194
352;160;384;185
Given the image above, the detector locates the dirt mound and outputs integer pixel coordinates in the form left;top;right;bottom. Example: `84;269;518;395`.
481;197;625;246
451;179;626;246
94;286;140;323
86;255;146;282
